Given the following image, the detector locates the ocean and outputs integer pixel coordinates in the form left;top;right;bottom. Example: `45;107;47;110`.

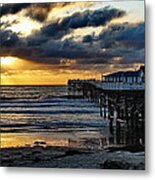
0;85;142;149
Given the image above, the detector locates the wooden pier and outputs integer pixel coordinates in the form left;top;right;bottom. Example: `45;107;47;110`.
67;68;145;145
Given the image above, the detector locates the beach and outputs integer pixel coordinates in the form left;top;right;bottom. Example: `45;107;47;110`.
0;145;145;169
0;86;145;169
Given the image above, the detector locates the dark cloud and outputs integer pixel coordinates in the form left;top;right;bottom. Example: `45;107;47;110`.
40;6;126;39
0;3;144;69
0;32;111;65
118;48;144;64
107;48;145;64
66;6;125;28
0;23;144;66
26;34;49;47
32;38;111;63
40;21;66;39
25;3;52;22
25;2;75;22
13;5;126;62
0;29;20;47
82;35;93;43
0;3;31;17
81;22;145;64
1;2;89;22
99;22;145;49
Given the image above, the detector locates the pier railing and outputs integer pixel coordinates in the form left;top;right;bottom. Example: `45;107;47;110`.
90;81;144;91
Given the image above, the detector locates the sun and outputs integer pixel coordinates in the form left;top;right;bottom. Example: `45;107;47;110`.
0;57;16;66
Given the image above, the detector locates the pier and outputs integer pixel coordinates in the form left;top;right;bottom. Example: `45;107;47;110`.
68;66;145;145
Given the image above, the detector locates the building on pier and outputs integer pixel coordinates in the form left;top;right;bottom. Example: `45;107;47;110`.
100;66;145;91
102;66;145;84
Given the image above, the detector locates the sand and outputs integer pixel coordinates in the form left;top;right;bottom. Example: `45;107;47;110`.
0;145;145;169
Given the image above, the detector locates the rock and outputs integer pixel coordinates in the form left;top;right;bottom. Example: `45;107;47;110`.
65;150;82;156
100;160;145;170
33;156;42;163
100;160;131;169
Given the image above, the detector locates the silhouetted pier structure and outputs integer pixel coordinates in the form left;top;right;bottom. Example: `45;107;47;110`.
67;66;145;145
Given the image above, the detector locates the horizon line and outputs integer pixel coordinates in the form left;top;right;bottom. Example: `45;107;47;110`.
0;84;67;86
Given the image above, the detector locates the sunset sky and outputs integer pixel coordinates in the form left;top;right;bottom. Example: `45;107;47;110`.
0;0;145;85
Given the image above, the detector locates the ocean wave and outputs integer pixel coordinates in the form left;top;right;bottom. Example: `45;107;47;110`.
0;99;97;108
0;109;99;115
0;120;107;132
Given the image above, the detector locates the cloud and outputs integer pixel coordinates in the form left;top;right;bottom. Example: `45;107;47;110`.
0;2;93;22
39;6;126;39
0;34;111;65
24;3;71;22
81;22;145;64
0;3;31;17
25;2;94;22
67;6;125;28
0;22;144;67
0;5;125;63
25;3;51;22
0;4;144;71
99;22;145;49
28;39;106;62
0;29;20;47
82;35;93;43
0;19;19;29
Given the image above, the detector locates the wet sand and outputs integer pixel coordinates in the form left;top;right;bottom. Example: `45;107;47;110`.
0;145;145;169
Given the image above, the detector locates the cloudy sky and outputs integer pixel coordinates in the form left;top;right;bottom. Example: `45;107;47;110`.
0;0;145;85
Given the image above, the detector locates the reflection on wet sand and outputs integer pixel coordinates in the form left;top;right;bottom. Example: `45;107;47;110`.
1;125;144;150
1;133;69;148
